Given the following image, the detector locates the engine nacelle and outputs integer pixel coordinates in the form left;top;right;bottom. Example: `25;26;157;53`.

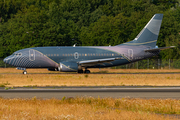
58;62;78;72
47;68;58;71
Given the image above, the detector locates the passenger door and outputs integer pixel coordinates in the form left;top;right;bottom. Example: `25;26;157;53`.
29;49;35;61
128;49;133;60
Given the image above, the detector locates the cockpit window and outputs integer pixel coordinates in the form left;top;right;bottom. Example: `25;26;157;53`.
13;53;22;56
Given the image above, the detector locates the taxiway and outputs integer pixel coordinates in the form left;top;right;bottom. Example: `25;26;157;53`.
0;86;180;99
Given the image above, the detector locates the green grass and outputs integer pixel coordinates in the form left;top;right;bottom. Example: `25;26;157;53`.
0;81;11;87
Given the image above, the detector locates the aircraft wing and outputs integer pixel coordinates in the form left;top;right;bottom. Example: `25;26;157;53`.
144;46;175;52
79;57;122;67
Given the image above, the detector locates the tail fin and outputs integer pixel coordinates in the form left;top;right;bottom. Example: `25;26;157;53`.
122;14;163;47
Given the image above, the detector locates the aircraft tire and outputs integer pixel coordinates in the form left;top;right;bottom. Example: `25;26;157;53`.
84;70;90;74
78;70;83;73
23;71;27;74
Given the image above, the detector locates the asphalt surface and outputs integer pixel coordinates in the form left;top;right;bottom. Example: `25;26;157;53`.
0;86;180;99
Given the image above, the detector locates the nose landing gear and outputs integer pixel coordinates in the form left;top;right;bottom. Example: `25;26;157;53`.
23;71;27;74
16;67;27;74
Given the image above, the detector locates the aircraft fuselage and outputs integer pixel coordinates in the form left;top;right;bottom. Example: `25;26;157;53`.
3;45;158;69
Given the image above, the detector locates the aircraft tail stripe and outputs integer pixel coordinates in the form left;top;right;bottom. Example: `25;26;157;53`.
123;40;157;45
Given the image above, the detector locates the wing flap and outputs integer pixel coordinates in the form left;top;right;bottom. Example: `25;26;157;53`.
79;57;122;67
145;46;175;52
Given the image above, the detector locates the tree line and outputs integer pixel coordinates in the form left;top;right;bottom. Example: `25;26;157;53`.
0;0;180;59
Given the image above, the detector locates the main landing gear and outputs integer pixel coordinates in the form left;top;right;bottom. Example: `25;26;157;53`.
77;69;91;74
77;70;84;73
84;70;90;73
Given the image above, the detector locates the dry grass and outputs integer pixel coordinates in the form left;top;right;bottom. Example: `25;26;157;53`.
0;97;179;120
1;68;179;119
1;68;180;73
0;68;180;87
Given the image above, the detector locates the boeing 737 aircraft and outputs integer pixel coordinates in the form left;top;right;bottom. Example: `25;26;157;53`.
3;14;175;74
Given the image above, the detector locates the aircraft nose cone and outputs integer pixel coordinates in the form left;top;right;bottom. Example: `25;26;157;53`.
3;56;10;64
3;57;8;64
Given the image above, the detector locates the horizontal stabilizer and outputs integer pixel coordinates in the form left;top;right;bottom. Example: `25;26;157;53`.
145;46;175;52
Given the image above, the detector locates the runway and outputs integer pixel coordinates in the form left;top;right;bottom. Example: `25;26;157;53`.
1;72;180;74
0;86;180;99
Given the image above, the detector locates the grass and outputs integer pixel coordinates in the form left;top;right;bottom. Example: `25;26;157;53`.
0;81;10;87
1;68;180;87
0;68;179;119
1;68;180;74
0;97;179;120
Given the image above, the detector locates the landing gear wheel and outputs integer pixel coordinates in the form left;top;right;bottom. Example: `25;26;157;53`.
23;71;27;74
78;70;83;73
84;70;90;74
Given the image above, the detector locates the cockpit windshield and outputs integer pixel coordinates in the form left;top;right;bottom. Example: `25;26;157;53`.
13;53;22;56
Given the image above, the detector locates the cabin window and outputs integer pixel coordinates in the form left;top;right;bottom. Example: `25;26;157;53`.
18;53;22;56
70;54;73;56
112;54;114;56
68;54;70;56
104;53;106;56
65;54;67;56
62;54;64;56
82;54;84;56
14;53;21;56
54;54;56;56
79;54;81;56
85;54;87;56
90;53;92;56
57;54;59;56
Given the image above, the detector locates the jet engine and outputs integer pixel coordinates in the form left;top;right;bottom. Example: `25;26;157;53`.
58;62;78;72
47;68;58;71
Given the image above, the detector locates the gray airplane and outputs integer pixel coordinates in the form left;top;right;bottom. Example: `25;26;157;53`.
3;14;174;74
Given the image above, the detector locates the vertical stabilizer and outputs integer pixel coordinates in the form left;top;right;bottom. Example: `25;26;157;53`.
122;14;163;47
